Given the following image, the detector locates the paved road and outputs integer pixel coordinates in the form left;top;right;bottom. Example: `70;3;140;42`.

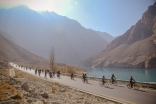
10;63;156;104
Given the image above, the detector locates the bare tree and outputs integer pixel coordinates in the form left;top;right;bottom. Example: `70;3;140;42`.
49;47;55;71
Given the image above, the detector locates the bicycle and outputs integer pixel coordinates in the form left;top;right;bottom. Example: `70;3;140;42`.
71;75;74;80
57;74;60;78
81;77;88;83
127;82;139;90
99;80;109;87
110;79;118;86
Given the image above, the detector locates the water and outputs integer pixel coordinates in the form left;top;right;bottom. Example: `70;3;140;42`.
84;67;156;83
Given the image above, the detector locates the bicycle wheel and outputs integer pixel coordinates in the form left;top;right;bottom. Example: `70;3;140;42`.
114;81;118;86
99;81;103;87
104;83;109;87
134;84;139;90
81;78;84;82
127;84;131;89
85;79;88;83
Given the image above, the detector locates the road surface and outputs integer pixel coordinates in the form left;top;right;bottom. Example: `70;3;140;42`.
10;63;156;104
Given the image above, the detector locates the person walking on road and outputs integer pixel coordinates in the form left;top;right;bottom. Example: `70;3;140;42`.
49;71;52;78
53;71;55;77
35;69;37;75
45;70;47;78
39;69;41;76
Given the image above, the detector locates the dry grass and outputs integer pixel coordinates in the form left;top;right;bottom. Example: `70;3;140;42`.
0;82;23;103
1;69;10;77
55;65;84;74
0;69;23;103
14;69;41;82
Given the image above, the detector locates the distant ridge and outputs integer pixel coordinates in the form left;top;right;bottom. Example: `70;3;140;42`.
0;5;111;66
0;31;48;65
80;2;156;69
94;30;114;43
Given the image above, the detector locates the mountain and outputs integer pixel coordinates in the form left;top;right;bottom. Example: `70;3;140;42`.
0;31;48;65
0;5;109;66
80;2;156;69
92;30;115;43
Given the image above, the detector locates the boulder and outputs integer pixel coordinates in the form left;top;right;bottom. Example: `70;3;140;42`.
10;94;22;100
32;100;44;104
40;92;49;99
59;88;66;92
21;83;29;92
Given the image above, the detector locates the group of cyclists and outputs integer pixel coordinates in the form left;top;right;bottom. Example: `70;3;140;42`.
18;64;61;79
36;69;60;79
82;73;88;83
75;73;136;89
16;64;137;89
100;74;136;88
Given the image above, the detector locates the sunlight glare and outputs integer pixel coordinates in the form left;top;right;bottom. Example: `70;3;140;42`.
28;0;73;15
29;0;64;12
0;0;75;15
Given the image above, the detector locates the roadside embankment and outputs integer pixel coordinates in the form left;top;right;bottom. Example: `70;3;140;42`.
0;69;119;104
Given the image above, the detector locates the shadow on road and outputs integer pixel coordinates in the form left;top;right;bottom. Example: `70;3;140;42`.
71;79;76;81
57;77;61;79
87;83;92;85
135;89;147;93
107;87;114;89
116;85;125;88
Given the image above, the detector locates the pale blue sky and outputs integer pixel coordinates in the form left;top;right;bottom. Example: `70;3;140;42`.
65;0;155;36
0;0;155;36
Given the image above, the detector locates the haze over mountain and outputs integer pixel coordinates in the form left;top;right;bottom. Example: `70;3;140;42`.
80;2;156;69
0;5;113;66
0;31;47;65
93;30;115;43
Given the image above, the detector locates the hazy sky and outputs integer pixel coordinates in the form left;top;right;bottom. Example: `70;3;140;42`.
0;0;155;36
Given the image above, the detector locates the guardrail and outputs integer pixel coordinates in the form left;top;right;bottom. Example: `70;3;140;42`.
61;73;156;89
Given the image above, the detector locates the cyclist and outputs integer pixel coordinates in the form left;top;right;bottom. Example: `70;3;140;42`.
82;73;85;82
84;74;87;83
71;73;74;80
53;71;55;77
130;76;135;88
35;68;37;75
57;71;60;78
102;76;106;85
111;74;116;84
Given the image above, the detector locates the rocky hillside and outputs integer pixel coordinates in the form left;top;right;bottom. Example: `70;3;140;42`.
80;2;156;69
0;5;109;66
0;31;48;66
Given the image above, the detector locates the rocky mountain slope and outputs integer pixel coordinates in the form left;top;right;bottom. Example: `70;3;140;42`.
80;2;156;69
0;31;47;65
0;5;110;66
